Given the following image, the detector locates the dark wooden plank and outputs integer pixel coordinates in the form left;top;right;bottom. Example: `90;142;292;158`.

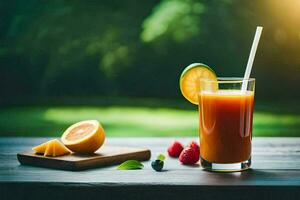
0;167;300;185
2;155;300;171
1;137;300;170
0;137;299;200
0;183;300;200
1;137;300;151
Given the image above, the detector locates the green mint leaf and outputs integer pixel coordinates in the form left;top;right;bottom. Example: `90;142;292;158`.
157;154;165;161
117;160;144;170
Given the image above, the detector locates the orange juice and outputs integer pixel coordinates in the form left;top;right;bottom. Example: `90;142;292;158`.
199;90;254;163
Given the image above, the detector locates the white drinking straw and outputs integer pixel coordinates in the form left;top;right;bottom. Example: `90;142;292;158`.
241;26;263;92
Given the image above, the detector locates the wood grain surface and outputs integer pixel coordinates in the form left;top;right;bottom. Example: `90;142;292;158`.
17;146;151;171
0;137;300;200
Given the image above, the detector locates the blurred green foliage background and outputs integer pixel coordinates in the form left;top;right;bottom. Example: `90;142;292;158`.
0;0;300;137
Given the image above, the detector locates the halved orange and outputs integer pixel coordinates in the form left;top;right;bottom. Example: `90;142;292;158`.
179;63;217;105
61;120;105;153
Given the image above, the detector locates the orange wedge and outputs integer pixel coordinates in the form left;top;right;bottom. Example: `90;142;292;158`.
32;140;51;154
61;120;105;153
32;139;71;157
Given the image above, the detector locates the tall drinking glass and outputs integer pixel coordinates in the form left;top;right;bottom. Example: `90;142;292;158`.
198;78;255;172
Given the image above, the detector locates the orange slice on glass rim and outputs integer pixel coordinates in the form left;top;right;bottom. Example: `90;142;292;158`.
179;63;217;105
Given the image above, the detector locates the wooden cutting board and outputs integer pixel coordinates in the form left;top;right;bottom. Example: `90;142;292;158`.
17;146;151;171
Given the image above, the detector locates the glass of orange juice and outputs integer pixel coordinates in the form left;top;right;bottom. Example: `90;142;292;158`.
198;78;255;172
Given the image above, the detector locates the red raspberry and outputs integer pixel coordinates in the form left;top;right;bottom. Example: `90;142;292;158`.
167;141;184;157
188;141;200;157
179;147;199;165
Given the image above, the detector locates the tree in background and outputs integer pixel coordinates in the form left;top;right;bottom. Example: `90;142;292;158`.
0;0;299;104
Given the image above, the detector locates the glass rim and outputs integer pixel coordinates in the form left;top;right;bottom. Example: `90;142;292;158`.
200;77;255;83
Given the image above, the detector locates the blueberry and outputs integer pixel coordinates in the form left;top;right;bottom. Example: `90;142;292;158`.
151;159;164;171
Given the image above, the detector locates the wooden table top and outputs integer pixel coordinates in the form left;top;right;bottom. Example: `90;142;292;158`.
0;137;300;200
